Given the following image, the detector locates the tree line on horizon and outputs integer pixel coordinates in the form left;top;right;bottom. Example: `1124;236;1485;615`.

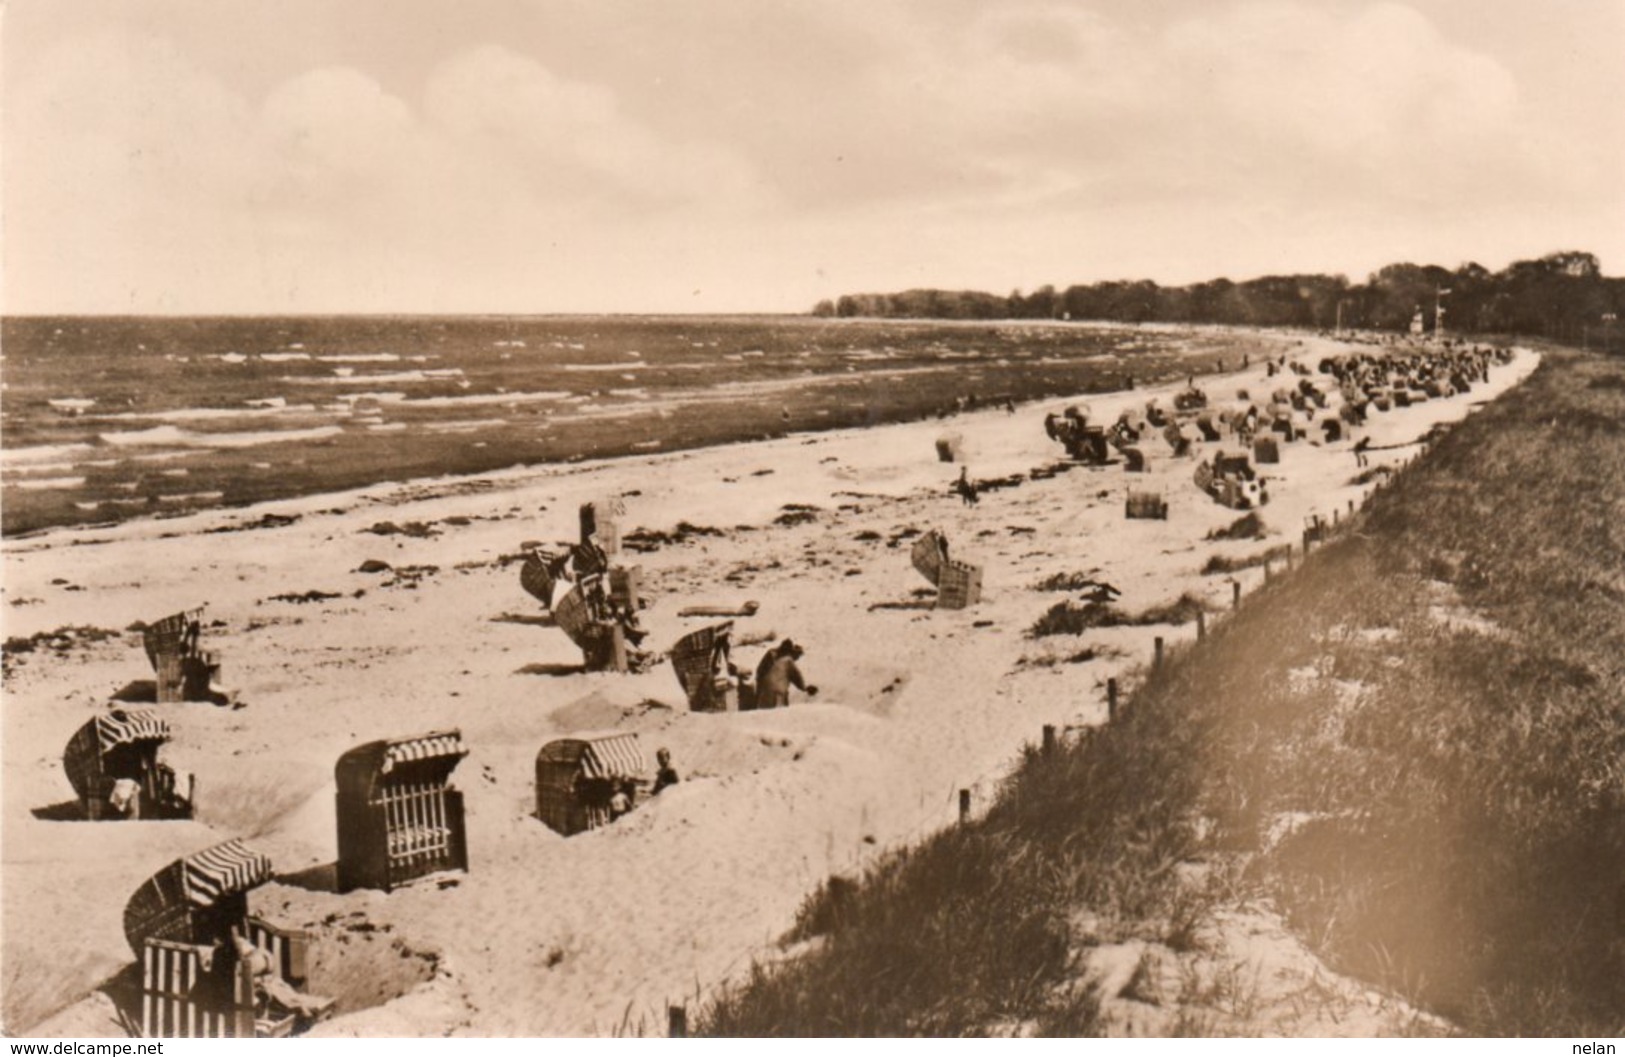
812;250;1625;347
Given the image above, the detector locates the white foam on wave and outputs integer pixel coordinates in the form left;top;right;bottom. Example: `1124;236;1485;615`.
288;369;464;385
423;418;509;434
48;398;97;414
91;402;320;423
261;352;311;362
399;390;570;409
564;362;648;372
0;442;95;467
11;476;86;490
317;353;400;363
100;424;344;449
159;491;224;503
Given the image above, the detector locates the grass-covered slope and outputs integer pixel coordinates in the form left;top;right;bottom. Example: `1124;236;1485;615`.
697;346;1625;1037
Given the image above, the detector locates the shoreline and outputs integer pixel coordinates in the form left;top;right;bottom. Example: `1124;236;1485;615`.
3;333;1539;1036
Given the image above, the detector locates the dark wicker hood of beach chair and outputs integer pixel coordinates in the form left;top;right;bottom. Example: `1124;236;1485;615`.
911;531;947;587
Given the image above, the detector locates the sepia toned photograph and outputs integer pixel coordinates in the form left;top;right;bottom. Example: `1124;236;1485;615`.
3;0;1622;1041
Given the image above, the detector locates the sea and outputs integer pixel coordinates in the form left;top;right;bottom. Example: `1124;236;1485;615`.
0;315;1259;536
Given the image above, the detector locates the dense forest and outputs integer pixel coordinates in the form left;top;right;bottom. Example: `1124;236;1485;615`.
813;250;1625;348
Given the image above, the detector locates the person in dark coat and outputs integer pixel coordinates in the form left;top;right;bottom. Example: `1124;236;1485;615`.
755;640;817;708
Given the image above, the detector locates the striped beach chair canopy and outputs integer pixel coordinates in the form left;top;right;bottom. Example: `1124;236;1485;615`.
63;708;171;801
911;531;947;587
123;839;274;954
536;731;646;781
335;729;468;801
670;622;731;700
142;609;203;666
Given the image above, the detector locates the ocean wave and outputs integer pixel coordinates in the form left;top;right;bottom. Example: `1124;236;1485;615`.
424;418;509;433
10;476;86;490
90;402;320;423
100;424;344;449
317;353;400;363
260;352;311;362
399;390;570;409
48;398;97;415
289;369;465;385
0;442;95;467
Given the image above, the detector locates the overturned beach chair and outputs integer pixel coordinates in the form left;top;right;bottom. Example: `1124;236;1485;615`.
670;622;750;712
1121;447;1148;473
535;731;646;837
124;840;332;1038
335;731;469;893
63;708;194;821
935;433;964;463
142;609;223;704
1321;418;1344;442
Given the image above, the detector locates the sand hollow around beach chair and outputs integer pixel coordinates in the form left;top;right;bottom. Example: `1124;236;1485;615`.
124;840;333;1038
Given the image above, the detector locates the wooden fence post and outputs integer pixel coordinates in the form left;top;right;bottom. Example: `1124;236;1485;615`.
1107;678;1119;723
1153;636;1164;669
669;1006;687;1038
958;789;971;825
1196;610;1206;640
1232;580;1241;610
1042;725;1056;754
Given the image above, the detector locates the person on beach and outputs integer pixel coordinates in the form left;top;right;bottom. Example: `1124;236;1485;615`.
232;927;331;1023
651;748;679;795
609;779;634;821
953;467;979;506
755;639;817;708
1354;436;1372;468
109;777;141;818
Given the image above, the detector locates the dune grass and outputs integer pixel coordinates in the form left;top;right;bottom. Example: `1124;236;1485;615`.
697;346;1625;1037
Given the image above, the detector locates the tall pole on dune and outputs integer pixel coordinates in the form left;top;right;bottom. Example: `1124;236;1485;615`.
1434;286;1451;341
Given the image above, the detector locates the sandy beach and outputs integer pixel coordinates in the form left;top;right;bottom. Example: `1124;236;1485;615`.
2;332;1539;1036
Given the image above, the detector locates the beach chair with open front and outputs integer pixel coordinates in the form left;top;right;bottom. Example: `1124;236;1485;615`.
669;622;749;711
909;530;982;609
335;730;470;893
63;708;194;821
141;609;226;704
124;840;333;1038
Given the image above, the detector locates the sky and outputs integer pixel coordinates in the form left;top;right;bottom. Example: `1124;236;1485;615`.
3;0;1622;314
